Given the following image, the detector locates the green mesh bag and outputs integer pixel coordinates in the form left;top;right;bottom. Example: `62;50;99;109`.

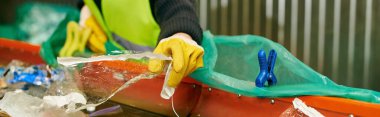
190;31;380;104
0;3;78;44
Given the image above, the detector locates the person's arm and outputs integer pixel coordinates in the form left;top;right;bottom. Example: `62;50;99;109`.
150;0;203;45
149;0;204;90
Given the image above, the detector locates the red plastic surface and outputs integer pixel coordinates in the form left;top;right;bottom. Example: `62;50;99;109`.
191;88;348;117
0;38;44;65
111;77;202;116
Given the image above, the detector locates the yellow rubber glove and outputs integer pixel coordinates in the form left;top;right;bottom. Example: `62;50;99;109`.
85;16;107;53
78;27;92;53
85;16;107;43
149;33;204;88
59;21;81;57
59;22;92;57
88;34;106;53
79;5;107;54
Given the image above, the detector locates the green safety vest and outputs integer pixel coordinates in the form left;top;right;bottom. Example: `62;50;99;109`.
84;0;161;50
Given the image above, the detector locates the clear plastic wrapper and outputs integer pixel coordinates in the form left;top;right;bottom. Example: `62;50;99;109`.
280;98;324;117
48;52;171;112
0;91;86;117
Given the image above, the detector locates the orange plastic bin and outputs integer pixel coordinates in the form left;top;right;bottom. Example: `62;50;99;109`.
1;38;379;117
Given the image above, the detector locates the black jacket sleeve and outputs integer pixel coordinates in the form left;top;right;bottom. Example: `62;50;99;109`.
150;0;203;45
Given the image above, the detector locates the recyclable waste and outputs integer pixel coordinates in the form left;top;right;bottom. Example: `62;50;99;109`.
0;52;171;116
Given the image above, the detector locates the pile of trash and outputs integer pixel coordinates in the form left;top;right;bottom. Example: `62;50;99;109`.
0;52;171;116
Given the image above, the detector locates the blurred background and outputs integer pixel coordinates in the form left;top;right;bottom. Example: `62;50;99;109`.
1;0;379;91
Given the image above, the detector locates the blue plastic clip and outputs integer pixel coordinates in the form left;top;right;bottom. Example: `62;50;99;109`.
255;49;277;87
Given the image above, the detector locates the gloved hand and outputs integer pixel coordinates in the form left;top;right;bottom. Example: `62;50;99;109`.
149;33;204;87
80;5;107;53
86;16;107;53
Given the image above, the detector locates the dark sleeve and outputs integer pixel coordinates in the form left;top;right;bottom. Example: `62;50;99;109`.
150;0;203;45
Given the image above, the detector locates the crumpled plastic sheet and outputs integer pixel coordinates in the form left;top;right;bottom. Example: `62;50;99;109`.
280;98;324;117
0;52;171;116
0;91;86;117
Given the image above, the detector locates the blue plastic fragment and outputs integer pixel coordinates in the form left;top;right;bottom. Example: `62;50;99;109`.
8;65;51;87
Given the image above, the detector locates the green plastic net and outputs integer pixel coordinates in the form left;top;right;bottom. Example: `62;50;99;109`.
191;31;380;104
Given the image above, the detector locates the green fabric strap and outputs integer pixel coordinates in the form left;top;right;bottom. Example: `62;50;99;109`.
102;0;161;47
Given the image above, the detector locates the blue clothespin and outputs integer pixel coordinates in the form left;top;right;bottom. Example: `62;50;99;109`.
255;49;277;87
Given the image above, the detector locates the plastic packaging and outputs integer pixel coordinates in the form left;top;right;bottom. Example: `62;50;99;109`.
0;91;86;117
190;31;380;103
0;91;44;117
0;60;66;99
161;63;175;99
0;52;171;115
48;51;171;112
3;60;53;89
8;65;51;86
280;98;324;117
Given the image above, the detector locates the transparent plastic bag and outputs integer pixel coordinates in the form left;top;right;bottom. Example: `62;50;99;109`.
0;52;171;116
47;52;172;112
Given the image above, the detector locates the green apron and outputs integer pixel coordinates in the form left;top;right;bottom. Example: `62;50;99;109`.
84;0;160;51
